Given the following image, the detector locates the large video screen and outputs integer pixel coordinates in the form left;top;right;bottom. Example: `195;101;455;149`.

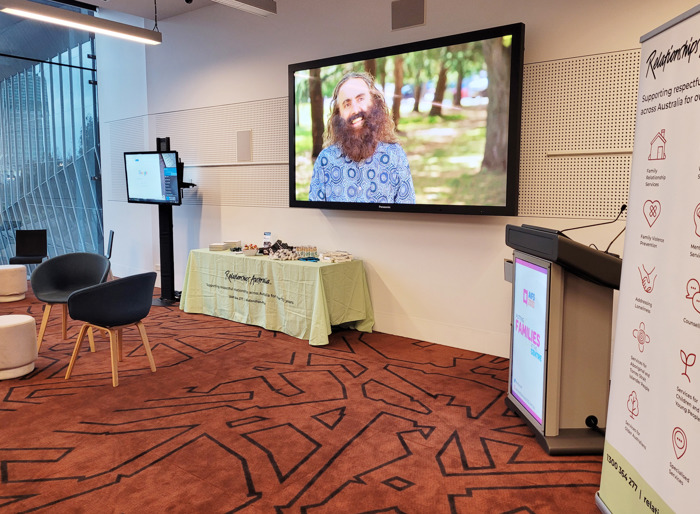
288;23;524;215
509;256;550;427
124;151;181;205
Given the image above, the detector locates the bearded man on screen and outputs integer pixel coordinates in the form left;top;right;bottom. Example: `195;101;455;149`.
309;71;415;203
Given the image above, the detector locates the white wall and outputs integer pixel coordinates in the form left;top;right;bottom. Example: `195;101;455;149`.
96;11;157;281
97;0;698;357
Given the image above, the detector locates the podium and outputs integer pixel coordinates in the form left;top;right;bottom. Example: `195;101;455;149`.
504;224;622;455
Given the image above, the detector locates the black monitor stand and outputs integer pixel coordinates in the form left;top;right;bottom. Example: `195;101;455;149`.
153;136;180;307
153;203;179;306
152;136;195;306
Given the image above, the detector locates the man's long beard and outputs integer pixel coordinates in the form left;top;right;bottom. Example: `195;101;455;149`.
331;101;385;162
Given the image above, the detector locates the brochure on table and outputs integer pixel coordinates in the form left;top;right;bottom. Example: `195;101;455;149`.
597;5;700;513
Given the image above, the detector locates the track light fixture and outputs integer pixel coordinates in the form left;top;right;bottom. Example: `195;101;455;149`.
0;0;163;45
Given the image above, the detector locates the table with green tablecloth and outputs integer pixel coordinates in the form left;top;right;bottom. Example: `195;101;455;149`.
179;249;375;345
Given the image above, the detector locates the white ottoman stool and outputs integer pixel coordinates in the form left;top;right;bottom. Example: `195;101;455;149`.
0;264;28;302
0;315;38;379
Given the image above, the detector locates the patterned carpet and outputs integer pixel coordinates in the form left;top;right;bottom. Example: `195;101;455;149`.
0;288;603;513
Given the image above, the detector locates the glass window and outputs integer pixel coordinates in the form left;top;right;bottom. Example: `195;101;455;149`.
0;7;102;265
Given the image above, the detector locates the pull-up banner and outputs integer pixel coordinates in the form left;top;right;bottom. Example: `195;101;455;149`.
597;5;700;514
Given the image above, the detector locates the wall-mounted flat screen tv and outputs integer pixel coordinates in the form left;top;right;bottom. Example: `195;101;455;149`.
124;151;181;205
289;22;524;215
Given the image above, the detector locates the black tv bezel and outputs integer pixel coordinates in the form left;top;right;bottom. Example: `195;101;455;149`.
123;150;182;206
288;22;524;216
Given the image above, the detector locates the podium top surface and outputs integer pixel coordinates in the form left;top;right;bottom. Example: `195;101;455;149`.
505;224;622;289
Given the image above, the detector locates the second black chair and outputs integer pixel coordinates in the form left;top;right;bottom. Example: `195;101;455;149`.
31;252;111;350
10;229;47;265
64;272;157;387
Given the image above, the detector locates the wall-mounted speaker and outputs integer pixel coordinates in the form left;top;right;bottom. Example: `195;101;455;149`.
391;0;425;30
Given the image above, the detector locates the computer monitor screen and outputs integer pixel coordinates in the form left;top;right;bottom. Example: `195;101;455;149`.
509;255;550;428
124;151;181;205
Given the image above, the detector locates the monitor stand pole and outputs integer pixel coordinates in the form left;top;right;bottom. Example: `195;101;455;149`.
153;203;179;306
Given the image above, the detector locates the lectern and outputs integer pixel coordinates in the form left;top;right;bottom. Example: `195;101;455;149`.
504;224;622;455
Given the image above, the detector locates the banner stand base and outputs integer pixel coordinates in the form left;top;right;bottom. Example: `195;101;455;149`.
506;397;606;455
594;491;612;514
535;427;605;456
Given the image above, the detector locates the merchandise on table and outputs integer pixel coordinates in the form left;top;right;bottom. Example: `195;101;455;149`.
269;239;297;260
269;248;297;260
320;251;352;262
242;243;259;256
224;240;242;251
295;245;318;259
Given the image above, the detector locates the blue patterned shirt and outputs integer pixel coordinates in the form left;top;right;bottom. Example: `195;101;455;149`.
309;142;415;203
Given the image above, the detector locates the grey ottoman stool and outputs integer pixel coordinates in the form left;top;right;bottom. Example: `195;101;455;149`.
0;264;28;302
0;314;38;379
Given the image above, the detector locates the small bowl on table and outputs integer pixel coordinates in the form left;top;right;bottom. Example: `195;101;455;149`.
242;248;258;256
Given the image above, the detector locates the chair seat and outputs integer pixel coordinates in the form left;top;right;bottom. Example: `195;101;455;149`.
33;289;73;304
9;255;46;264
34;284;100;304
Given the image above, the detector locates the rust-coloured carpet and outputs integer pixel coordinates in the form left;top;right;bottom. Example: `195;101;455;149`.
0;287;602;513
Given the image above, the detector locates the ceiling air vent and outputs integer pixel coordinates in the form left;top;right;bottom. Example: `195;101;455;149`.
210;0;277;16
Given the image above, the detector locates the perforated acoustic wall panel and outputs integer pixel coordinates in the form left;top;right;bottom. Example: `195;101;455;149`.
109;116;147;202
108;98;288;207
519;50;640;218
107;51;640;217
153;97;288;207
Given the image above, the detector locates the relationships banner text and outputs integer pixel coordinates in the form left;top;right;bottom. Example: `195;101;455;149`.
598;6;700;513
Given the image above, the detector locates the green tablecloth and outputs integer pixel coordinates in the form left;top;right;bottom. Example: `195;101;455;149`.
179;249;374;345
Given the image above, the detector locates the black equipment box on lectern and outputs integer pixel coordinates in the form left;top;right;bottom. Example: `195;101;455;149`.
504;224;622;455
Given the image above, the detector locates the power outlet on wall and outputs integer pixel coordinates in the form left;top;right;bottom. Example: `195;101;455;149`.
155;264;161;271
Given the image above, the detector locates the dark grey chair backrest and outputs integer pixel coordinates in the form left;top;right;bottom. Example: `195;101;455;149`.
68;272;157;328
31;252;111;303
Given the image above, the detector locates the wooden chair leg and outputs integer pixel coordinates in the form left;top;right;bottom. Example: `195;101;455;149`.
136;321;157;372
117;328;124;362
61;304;68;339
37;304;52;351
87;327;96;352
108;329;119;387
65;324;91;380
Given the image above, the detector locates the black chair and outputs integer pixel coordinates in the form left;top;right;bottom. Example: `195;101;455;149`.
104;230;115;281
106;230;114;260
30;252;111;350
64;272;157;387
9;229;47;265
